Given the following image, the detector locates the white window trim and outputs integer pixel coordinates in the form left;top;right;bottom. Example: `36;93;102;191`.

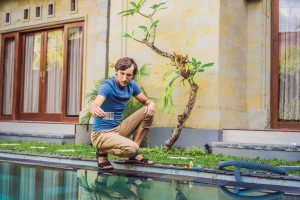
35;4;42;20
70;0;78;14
23;7;30;22
47;1;55;18
4;11;11;26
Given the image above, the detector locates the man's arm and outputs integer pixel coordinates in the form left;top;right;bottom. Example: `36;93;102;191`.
90;95;106;118
135;92;155;117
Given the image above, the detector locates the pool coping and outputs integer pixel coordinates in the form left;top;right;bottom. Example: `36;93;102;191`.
0;150;299;189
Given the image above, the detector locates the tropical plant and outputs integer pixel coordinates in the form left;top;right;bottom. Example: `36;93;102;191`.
119;0;214;149
80;63;151;126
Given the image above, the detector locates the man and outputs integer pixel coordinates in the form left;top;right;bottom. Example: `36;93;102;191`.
90;57;155;170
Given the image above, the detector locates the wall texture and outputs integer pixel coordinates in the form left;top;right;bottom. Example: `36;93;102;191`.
0;0;272;130
246;0;271;129
0;0;110;117
109;0;221;129
219;0;249;129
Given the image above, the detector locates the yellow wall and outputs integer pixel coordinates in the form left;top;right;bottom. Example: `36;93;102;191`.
247;0;271;129
219;0;249;129
110;0;221;129
109;0;271;130
0;0;110;117
0;0;272;130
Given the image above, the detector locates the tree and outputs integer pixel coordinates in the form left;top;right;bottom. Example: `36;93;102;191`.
119;0;214;149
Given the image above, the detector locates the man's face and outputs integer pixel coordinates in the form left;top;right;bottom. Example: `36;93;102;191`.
115;65;134;88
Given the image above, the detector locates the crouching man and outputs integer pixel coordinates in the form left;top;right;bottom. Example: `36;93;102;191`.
90;57;155;169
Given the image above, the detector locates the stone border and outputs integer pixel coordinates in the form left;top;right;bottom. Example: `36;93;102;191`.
0;150;299;188
213;142;300;152
0;131;74;139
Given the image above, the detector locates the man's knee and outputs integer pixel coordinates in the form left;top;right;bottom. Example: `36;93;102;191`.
123;142;139;157
141;106;154;121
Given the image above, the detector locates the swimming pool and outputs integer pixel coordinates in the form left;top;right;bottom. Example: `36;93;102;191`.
0;161;299;199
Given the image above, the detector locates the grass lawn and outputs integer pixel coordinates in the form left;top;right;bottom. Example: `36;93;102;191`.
0;140;299;175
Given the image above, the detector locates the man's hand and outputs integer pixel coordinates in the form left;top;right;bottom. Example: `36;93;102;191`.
135;93;156;118
144;101;155;118
90;95;106;118
91;105;106;118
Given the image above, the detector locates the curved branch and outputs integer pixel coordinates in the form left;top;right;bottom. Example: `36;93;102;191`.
137;11;151;19
151;25;157;44
143;40;175;61
131;36;145;44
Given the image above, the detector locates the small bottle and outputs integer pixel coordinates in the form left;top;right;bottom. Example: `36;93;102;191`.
189;161;194;168
103;112;114;120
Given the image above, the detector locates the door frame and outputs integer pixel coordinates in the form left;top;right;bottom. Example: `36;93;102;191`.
0;22;84;123
19;28;64;121
270;0;300;129
0;32;20;120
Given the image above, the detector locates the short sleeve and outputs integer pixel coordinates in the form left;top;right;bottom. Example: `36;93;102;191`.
97;82;110;98
131;80;142;96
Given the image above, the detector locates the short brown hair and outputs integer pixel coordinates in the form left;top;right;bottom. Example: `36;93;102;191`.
115;57;138;78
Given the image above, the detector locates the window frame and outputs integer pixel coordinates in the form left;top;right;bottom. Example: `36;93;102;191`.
70;0;78;14
47;2;55;18
23;7;30;22
0;22;84;123
0;32;20;120
35;5;42;20
4;11;11;25
270;0;300;129
62;22;84;122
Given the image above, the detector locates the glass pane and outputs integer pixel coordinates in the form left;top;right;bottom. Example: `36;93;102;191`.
45;30;63;113
67;27;82;116
23;33;41;113
278;0;300;121
2;38;15;115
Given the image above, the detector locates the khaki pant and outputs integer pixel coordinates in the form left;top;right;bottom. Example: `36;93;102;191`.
91;107;153;157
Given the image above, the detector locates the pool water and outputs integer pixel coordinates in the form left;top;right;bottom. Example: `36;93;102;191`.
0;161;299;200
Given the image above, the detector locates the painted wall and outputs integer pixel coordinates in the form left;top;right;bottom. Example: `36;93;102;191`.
109;0;221;129
110;0;271;130
0;0;272;130
0;0;110;117
246;0;271;129
219;0;249;129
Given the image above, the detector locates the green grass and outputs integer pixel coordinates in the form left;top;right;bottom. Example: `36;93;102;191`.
0;140;299;175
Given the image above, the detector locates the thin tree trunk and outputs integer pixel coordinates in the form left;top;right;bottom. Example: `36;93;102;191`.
143;40;175;61
164;81;198;150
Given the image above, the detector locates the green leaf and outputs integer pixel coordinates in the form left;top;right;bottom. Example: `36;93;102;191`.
201;63;214;68
158;74;180;113
150;2;166;10
192;58;197;65
138;25;148;32
150;20;159;29
129;1;137;7
137;0;147;9
123;33;132;38
197;68;205;72
135;63;150;81
118;8;136;16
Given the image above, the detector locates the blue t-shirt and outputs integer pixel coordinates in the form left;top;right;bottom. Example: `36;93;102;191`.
92;77;142;131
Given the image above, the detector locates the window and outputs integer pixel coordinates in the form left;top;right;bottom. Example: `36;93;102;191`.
271;0;300;129
5;12;11;25
48;3;55;17
1;38;15;115
70;0;77;13
23;8;29;21
0;33;18;120
0;22;84;122
66;26;83;116
36;6;41;19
